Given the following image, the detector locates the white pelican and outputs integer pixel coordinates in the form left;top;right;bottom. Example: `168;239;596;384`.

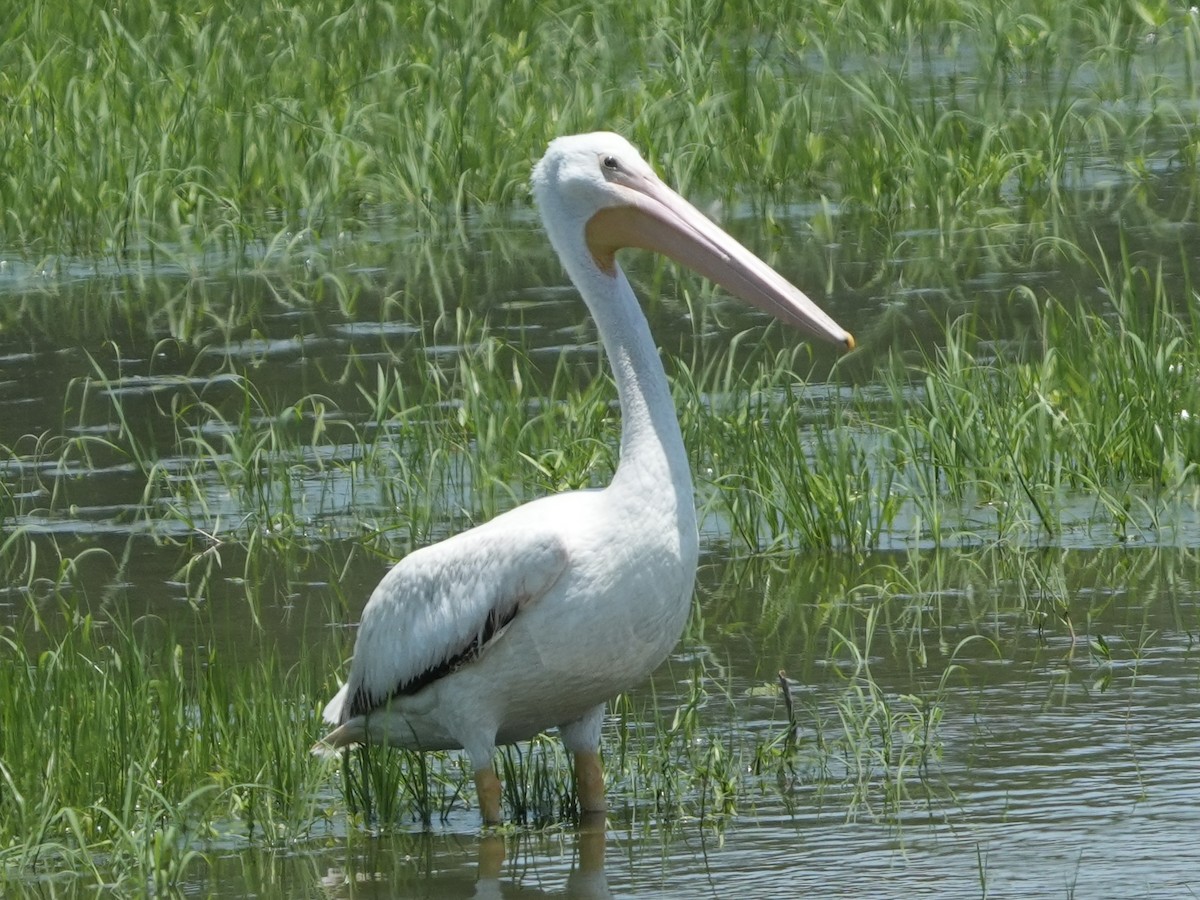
317;132;853;824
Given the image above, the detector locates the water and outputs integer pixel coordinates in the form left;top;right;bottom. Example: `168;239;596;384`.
3;117;1200;900
24;548;1189;898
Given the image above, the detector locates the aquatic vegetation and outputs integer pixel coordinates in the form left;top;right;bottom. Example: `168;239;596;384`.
3;208;1200;881
2;0;1197;275
10;227;1198;573
2;0;1200;892
0;599;334;889
879;238;1200;545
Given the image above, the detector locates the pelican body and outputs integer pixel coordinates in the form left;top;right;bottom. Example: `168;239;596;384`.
318;133;853;823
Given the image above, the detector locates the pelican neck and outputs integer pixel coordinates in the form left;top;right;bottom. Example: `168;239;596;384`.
579;265;694;505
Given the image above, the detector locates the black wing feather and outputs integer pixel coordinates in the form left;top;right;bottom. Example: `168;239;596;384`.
347;602;521;719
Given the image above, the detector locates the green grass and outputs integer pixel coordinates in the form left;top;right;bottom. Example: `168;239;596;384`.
2;0;1196;557
3;230;1200;590
0;602;334;891
2;0;1200;890
2;0;1197;264
878;237;1200;545
1;530;1193;888
3;212;1200;886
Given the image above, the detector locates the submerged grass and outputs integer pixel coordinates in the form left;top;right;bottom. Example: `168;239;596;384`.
0;1;1196;571
883;237;1200;545
3;229;1200;596
3;217;1200;884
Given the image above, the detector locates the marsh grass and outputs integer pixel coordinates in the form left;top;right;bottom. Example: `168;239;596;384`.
333;718;590;833
3;0;1200;889
879;237;1200;544
338;741;467;830
3;0;1199;559
0;511;1192;889
3;0;1197;271
0;596;334;889
4;224;1200;871
4;225;1200;594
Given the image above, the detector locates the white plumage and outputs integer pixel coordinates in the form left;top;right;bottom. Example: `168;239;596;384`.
317;132;853;824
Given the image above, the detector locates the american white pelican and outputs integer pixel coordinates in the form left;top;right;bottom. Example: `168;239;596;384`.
317;132;854;824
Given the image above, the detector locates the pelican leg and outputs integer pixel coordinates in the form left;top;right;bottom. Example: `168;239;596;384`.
560;703;607;819
573;749;607;815
475;766;503;825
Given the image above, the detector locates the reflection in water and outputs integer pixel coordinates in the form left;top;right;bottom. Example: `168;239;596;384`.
313;822;611;900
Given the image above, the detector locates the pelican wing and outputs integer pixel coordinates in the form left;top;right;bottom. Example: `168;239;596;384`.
324;522;570;725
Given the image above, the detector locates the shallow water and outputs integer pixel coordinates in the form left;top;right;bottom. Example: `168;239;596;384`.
41;547;1190;899
4;111;1200;900
4;278;1200;899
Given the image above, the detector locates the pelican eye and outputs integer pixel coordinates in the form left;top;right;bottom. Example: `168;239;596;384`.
602;155;620;171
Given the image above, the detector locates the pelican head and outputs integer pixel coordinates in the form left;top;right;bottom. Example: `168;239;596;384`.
531;132;854;350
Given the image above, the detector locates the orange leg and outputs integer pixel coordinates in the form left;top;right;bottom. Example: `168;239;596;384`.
574;749;607;816
475;766;503;825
